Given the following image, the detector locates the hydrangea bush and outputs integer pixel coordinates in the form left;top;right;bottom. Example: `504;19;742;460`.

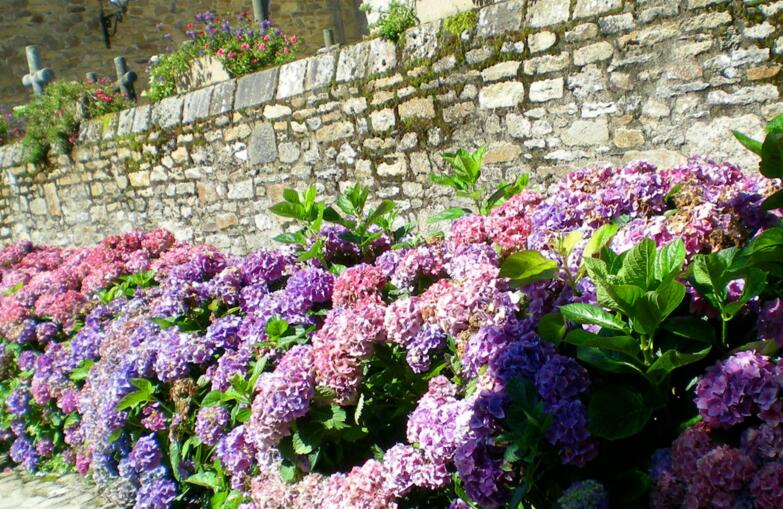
1;140;783;509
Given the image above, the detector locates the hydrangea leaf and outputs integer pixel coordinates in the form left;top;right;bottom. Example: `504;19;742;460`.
588;385;652;440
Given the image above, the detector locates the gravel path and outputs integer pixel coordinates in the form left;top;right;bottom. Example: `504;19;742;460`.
0;458;119;509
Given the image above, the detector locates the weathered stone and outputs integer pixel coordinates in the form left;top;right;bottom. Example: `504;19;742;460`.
116;108;135;136
278;142;301;164
565;23;599;42
476;0;525;37
399;97;436;121
228;179;254;200
209;80;236;116
486;142;523;163
574;0;622;19
681;11;731;32
443;102;476;123
466;47;495;65
642;99;671;118
574;41;614;66
151;95;183;129
622;150;687;168
479;82;526;109
523;52;571;75
377;154;408;177
706;85;779;106
744;23;776;40
687;0;729;9
316;121;355;143
614;128;645;148
234;67;278;110
529;78;564;102
403;22;440;61
528;32;557;53
528;0;570;27
264;105;293;120
342;98;368;116
562;118;610;146
684;114;764;171
182;87;212;124
128;171;150;187
598;13;634;34
370;109;396;133
368;38;397;75
131;105;150;134
305;52;336;92
43;183;61;216
248;123;277;165
706;47;770;71
639;4;679;24
760;1;783;17
481;61;521;82
507;113;532;138
277;59;308;99
747;66;781;81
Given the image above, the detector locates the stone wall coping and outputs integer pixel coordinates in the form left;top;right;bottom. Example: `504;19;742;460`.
3;0;767;169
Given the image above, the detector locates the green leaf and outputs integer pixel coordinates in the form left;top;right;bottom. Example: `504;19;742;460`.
577;347;645;376
604;284;645;317
201;391;224;407
588;385;653;440
429;172;458;189
653;239;685;283
292;431;314;455
269;202;306;220
537;312;567;345
646;346;712;385
367;200;396;226
114;390;152;412
428;207;469;223
170;440;181;482
564;329;640;358
732;130;763;156
235;407;251;423
763;188;783;211
760;132;783;179
108;428;123;443
354;393;365;425
210;492;228;509
634;280;686;335
69;360;95;382
274;232;307;245
265;318;289;338
186;471;222;491
660;316;715;344
766;114;783;134
279;462;298;483
322;405;348;430
499;250;559;287
282;188;301;204
559;303;627;332
723;269;768;317
618;238;656;289
561;230;583;258
130;378;155;396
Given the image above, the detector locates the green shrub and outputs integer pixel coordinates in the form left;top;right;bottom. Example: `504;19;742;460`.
363;0;418;42
443;9;478;35
147;12;297;102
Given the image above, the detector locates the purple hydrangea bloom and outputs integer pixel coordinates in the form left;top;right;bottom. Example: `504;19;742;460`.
544;399;598;467
195;406;230;447
750;462;783;509
406;324;446;373
557;480;609;509
6;387;29;416
35;321;59;344
535;355;590;403
17;350;37;371
215;425;256;479
320;225;361;262
205;315;243;351
454;437;508;509
694;351;783;429
489;333;555;385
757;298;783;346
240;250;288;286
284;267;334;309
129;434;163;472
10;436;38;470
135;477;177;509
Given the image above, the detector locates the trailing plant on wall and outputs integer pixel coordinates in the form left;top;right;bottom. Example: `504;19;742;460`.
361;0;418;42
147;12;297;102
0;106;25;146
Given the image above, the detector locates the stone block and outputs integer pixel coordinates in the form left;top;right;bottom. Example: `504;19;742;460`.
565;23;599;42
305;51;337;92
248;123;277;165
228;179;254;200
131;104;150;134
264;105;293;120
529;78;564;102
377;155;407;177
182;87;212;124
342;98;368;116
598;13;634;34
685;114;764;171
234;67;278;110
476;0;525;37
116;108;135;136
479;82;526;109
403;21;440;61
687;0;729;9
371;109;396;133
368;39;398;75
707;85;779;105
622;150;687;168
277;59;308;99
316;121;356;143
562;118;609;146
528;32;557;53
43;183;61;216
485;142;522;163
210;80;236;116
151;95;183;129
574;0;622;19
279;142;301;164
481;61;522;82
528;0;570;28
613;128;645;148
337;41;371;83
574;41;614;66
399;97;436;121
443;102;476;123
523;53;571;74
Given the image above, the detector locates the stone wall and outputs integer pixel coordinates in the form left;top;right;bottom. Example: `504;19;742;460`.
0;0;367;107
1;0;782;254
